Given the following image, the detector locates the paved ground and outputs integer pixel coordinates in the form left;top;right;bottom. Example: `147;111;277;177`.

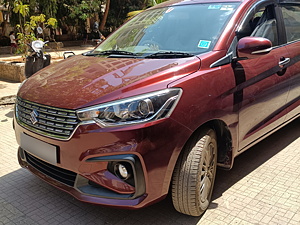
0;80;299;224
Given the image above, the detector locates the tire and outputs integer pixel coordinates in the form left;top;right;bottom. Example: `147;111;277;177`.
172;128;217;216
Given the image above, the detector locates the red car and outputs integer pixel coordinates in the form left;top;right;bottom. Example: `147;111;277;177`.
14;0;300;216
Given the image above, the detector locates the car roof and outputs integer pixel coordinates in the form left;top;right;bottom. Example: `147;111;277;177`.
151;0;300;9
151;0;243;9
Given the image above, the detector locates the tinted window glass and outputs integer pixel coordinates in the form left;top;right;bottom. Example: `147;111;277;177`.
237;4;278;46
282;5;300;42
250;6;278;46
93;3;239;56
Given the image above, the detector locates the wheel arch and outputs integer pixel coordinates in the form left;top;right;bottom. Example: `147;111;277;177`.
177;119;234;169
204;119;233;169
169;119;233;216
163;119;233;198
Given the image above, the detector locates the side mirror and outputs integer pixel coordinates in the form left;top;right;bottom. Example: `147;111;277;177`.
237;37;272;60
63;51;76;59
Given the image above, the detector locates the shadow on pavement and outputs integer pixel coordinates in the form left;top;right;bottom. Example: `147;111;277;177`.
5;108;14;118
0;118;299;224
212;118;300;201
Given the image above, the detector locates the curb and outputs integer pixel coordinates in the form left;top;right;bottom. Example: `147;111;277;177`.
0;95;16;105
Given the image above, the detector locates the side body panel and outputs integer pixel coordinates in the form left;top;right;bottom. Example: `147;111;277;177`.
237;46;291;150
284;41;300;121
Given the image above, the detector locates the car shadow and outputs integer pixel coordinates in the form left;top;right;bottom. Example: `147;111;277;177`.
0;105;14;122
0;118;298;225
212;118;300;202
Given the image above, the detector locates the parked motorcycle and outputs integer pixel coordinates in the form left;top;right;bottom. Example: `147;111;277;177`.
24;40;51;78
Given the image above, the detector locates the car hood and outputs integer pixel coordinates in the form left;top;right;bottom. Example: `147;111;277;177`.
19;55;200;109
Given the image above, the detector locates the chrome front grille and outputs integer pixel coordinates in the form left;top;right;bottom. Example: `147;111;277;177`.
16;97;80;140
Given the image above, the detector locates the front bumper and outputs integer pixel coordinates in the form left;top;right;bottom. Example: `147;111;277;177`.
18;147;147;207
14;114;192;209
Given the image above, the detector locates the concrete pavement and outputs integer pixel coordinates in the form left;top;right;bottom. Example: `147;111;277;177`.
0;80;19;99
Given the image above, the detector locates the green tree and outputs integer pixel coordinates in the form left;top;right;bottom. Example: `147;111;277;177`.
12;0;57;54
55;0;104;38
5;0;58;26
13;0;29;33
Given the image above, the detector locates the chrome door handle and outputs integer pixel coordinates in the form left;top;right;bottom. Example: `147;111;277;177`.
279;58;290;68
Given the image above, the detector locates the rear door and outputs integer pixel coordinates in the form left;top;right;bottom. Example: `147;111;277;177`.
279;2;300;121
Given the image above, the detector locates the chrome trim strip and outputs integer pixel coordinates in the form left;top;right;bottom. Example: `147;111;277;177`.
19;104;78;119
252;47;273;54
17;97;77;114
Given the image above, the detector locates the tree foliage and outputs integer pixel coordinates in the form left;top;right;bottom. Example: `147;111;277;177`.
12;0;29;34
68;0;102;21
11;0;57;54
5;0;170;40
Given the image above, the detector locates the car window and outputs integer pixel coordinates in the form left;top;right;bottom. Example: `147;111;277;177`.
93;3;239;57
281;4;300;42
237;4;278;46
250;6;278;46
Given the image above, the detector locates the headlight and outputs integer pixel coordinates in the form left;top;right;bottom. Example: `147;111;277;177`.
76;88;182;127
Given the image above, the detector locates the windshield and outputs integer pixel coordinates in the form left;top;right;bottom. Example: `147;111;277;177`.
91;3;239;58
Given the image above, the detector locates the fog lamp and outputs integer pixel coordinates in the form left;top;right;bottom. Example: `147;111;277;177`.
118;164;128;178
115;163;132;180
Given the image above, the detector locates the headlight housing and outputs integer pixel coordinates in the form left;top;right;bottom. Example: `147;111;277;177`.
76;88;182;127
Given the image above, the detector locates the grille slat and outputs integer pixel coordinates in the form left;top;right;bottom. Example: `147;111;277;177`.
16;97;80;140
25;151;77;187
18;114;72;136
18;103;77;119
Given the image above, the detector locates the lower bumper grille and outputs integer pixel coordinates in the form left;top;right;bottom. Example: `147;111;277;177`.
25;151;77;187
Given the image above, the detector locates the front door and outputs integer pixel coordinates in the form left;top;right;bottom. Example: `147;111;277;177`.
236;3;291;150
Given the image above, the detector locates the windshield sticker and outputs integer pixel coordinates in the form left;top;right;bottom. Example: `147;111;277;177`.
165;7;174;14
198;40;211;49
208;5;221;10
220;5;235;10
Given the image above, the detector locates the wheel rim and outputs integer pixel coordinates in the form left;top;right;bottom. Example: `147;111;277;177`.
199;142;216;207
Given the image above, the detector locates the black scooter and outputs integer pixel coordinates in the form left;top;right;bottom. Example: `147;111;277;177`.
24;40;51;78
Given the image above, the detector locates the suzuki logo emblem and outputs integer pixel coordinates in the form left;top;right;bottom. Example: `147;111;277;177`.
30;109;39;125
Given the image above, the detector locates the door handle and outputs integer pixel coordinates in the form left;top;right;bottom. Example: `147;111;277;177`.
278;57;290;68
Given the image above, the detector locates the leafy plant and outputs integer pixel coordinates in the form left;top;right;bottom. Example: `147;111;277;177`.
13;0;29;33
12;0;57;55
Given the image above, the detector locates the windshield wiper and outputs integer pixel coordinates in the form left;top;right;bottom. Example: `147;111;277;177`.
145;51;194;59
84;50;138;57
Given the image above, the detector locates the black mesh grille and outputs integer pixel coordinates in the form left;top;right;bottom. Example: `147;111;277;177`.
16;97;80;140
25;151;77;187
